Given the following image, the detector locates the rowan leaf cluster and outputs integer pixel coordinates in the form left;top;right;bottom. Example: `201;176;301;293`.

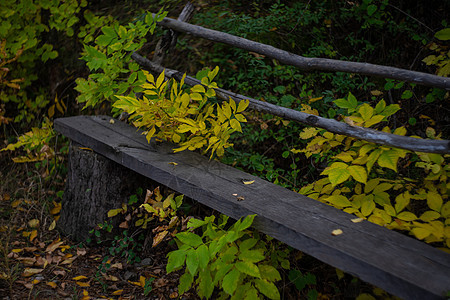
114;68;249;158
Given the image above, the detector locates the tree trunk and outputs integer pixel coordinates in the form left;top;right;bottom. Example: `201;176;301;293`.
58;141;153;242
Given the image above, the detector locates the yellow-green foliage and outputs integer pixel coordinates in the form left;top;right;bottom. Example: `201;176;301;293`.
296;94;450;249
1;0;86;124
113;67;249;158
422;28;450;77
1;118;55;163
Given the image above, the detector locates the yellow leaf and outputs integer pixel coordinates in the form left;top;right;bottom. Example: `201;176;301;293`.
237;99;249;113
48;220;56;231
377;149;399;172
140;275;146;288
22;268;43;277
156;69;165;89
309;96;323;103
370;90;383;96
348;165;367;184
107;208;123;218
112;289;123;295
28;219;39;228
331;229;343;236
396;211;417;221
351;218;364;223
47;281;58;288
29;230;37;242
427;192;443;212
73;275;88;281
242;180;255;185
358;103;373;121
46;240;63;253
109;119;115;124
76;281;90;287
78;147;92;151
48;105;55;118
419;211;441;222
333;152;354;162
412;227;431;240
327;168;351;187
326;195;352;207
361;200;375;216
299;127;319;139
152;230;168;247
364;115;384;127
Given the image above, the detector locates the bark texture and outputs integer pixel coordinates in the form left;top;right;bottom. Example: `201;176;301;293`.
58;141;153;242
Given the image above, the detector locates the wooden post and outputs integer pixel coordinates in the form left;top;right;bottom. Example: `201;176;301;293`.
58;141;153;242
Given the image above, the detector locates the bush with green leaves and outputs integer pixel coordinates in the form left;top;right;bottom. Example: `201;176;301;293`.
0;0;87;124
167;214;283;299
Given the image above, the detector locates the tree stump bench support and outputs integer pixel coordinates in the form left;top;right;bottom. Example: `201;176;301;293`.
55;115;450;300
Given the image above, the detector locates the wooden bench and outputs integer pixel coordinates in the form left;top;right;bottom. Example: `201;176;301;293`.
55;115;450;300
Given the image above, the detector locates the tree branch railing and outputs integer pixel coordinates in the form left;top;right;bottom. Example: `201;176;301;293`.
153;14;450;91
132;52;450;154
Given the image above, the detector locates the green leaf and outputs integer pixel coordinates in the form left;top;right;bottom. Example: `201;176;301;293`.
427;192;443;212
435;28;450;40
326;195;352;207
380;104;401;117
239;238;258;252
176;232;203;247
254;279;280;300
178;272;193;295
236;261;261;278
198;268;214;299
197;244;210;270
186;250;199;276
213;264;233;285
374;100;386;114
238;249;265;263
222;268;240;295
367;4;377;16
236;214;256;232
258;265;281;281
244;286;259;300
166;249;186;273
348;165;367;184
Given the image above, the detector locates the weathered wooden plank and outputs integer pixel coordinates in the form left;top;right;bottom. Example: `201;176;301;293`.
55;115;450;299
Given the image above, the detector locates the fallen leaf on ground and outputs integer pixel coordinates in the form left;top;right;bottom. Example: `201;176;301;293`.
46;239;64;253
22;268;43;277
47;281;57;288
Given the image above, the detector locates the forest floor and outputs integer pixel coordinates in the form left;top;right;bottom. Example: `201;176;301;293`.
0;149;382;299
